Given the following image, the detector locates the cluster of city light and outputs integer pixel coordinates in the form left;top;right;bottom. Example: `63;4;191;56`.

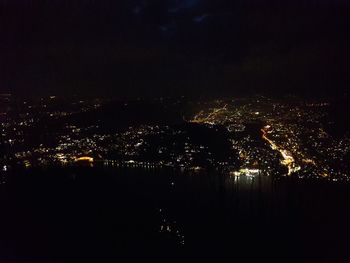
186;99;348;178
1;96;350;181
230;168;260;179
191;104;228;124
262;127;301;175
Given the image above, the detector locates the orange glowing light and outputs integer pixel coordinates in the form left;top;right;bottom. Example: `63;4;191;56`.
75;157;94;162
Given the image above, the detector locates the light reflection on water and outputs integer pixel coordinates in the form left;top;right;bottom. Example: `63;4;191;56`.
3;166;350;262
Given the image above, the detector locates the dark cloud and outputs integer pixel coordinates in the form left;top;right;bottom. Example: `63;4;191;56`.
0;0;349;97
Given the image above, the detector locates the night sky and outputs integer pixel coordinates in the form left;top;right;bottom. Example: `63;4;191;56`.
1;0;349;98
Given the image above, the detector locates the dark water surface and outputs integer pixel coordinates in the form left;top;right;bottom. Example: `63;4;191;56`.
0;167;350;263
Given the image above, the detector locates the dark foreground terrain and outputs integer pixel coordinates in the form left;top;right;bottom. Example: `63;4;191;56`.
1;167;350;263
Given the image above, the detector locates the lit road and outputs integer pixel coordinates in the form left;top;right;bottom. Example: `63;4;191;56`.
261;127;300;176
191;105;228;124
